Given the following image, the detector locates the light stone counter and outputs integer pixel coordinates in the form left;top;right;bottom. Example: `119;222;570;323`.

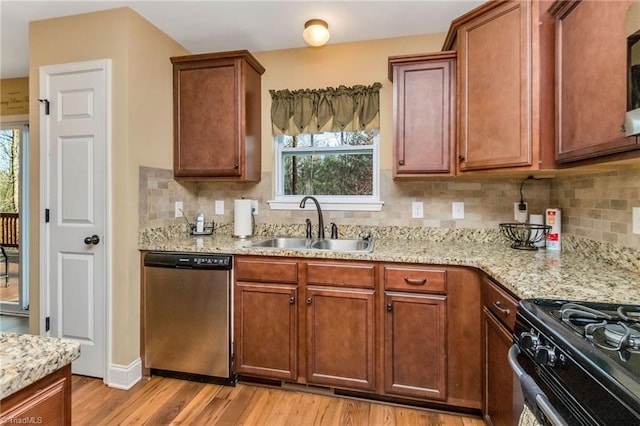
0;332;80;399
139;231;640;305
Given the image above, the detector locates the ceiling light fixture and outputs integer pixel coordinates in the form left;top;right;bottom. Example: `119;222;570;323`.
303;19;330;47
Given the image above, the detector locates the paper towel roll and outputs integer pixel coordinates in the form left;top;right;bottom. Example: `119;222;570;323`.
234;199;253;238
529;214;545;248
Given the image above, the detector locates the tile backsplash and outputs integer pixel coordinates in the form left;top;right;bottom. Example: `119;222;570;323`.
550;167;640;250
140;166;551;231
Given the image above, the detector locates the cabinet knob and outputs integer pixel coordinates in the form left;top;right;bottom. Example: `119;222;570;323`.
234;163;239;169
398;160;404;166
386;303;393;312
458;155;465;162
289;297;295;304
621;123;626;133
306;297;312;304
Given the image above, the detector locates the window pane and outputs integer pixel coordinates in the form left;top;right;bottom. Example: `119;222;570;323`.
283;152;373;196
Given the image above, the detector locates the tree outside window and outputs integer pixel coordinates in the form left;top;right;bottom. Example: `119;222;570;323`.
0;129;19;213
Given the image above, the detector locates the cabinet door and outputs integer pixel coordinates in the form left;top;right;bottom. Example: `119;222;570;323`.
306;287;375;391
457;1;532;170
392;55;455;176
385;292;447;400
234;283;297;380
173;58;241;177
483;307;520;426
553;0;637;162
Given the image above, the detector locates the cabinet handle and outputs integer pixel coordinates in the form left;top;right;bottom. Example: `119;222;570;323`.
493;300;511;315
306;297;312;304
234;163;239;169
398;160;404;166
458;155;465;162
387;303;393;312
289;297;295;304
404;277;427;285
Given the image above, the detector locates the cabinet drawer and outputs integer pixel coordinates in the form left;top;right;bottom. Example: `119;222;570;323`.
384;266;446;294
482;278;518;331
306;262;375;288
235;257;298;284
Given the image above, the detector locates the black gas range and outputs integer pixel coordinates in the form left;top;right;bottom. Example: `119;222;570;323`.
511;299;640;425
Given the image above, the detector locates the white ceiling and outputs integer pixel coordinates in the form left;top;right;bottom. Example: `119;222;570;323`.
0;0;484;79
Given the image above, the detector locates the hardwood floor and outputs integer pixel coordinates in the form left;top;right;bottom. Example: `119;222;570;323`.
72;375;486;425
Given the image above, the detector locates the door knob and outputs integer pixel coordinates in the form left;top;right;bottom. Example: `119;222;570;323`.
84;234;100;245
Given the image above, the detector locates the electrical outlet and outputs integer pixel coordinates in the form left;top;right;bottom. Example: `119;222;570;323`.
214;200;224;215
251;199;259;215
513;202;528;223
633;207;640;235
452;202;464;219
411;201;424;219
175;201;183;218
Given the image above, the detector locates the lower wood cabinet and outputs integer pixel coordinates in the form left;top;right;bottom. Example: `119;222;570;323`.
234;257;298;380
384;292;447;400
306;286;375;391
234;283;297;380
482;277;522;426
232;256;489;413
0;364;72;426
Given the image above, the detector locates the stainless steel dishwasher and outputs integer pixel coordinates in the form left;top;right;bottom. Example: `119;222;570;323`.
143;251;235;384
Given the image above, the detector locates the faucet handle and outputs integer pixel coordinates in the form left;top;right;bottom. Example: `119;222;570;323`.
361;231;372;241
330;223;338;239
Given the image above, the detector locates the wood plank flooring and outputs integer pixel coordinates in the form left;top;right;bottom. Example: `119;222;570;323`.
72;375;486;425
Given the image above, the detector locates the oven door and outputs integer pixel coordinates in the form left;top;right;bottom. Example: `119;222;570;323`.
508;345;568;426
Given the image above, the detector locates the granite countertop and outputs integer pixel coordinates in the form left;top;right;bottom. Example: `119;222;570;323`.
139;232;640;305
0;332;80;399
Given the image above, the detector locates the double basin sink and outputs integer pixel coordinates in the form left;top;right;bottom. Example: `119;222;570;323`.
250;237;374;253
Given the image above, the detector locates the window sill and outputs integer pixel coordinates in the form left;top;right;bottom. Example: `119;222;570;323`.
267;200;384;212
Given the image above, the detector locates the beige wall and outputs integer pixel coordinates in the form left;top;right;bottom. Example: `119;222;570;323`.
29;8;188;365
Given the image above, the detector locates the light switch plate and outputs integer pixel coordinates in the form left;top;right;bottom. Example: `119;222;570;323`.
214;200;224;215
411;201;424;219
175;201;183;218
633;207;640;235
251;199;259;215
452;202;464;219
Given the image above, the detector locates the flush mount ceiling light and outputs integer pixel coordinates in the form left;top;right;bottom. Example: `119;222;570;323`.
303;19;330;47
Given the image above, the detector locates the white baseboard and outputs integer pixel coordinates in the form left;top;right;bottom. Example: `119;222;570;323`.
108;358;142;390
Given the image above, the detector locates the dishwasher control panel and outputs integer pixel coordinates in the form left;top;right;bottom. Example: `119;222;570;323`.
145;252;232;270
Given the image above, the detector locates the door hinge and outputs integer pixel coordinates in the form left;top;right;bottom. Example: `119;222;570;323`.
45;317;50;332
45;208;50;223
38;98;50;115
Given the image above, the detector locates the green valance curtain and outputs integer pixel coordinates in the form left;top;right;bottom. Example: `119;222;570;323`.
269;82;382;136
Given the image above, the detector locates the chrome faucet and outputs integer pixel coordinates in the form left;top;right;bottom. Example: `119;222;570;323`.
300;196;325;239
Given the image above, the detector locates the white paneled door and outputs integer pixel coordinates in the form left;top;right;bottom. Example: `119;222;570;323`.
40;60;110;379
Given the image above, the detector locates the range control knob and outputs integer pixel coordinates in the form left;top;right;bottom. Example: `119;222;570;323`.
520;332;539;350
535;345;557;366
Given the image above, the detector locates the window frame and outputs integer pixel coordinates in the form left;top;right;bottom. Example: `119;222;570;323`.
268;130;383;211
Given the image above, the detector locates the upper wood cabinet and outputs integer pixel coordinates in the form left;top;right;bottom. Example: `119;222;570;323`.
551;0;639;162
171;50;265;180
388;52;456;177
443;0;556;173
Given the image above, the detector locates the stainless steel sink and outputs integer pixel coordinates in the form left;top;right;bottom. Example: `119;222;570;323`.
249;237;374;253
310;238;374;252
250;237;311;249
